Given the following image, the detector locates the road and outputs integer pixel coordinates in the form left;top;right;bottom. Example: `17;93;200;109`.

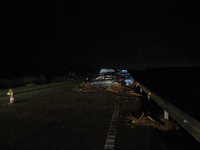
0;80;197;149
0;81;117;149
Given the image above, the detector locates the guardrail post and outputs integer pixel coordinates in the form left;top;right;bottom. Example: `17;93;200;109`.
147;95;151;102
147;92;151;102
164;110;169;120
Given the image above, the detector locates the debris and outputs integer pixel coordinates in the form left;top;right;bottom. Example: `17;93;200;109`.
124;91;143;96
106;82;123;93
125;82;132;87
73;82;93;91
126;112;178;131
74;81;142;96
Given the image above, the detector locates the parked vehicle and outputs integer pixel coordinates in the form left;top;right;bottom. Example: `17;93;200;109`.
99;68;115;75
85;74;123;88
117;70;135;85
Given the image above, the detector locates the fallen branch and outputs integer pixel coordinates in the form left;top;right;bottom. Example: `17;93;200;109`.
147;115;156;122
138;112;144;120
126;112;178;131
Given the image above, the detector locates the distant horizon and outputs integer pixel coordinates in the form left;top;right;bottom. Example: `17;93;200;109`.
1;63;200;80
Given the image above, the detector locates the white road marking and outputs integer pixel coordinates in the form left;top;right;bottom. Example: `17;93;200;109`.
104;105;120;150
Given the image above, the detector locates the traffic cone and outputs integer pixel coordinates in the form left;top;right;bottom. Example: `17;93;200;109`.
9;89;14;104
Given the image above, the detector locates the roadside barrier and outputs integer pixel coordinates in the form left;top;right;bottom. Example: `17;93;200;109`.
135;81;200;143
8;89;15;104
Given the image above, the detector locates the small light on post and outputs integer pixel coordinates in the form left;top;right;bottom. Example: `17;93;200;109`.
148;92;151;101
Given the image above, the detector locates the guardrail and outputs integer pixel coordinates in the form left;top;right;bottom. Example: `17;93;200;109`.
135;81;200;143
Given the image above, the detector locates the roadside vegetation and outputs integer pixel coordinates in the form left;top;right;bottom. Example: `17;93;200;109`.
0;71;81;90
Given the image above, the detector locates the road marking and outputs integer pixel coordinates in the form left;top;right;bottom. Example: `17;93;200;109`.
104;105;120;150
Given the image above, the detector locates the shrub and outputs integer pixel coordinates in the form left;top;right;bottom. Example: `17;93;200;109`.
35;74;47;84
68;71;78;80
12;78;24;87
72;72;78;80
0;79;4;89
51;76;66;83
0;79;13;88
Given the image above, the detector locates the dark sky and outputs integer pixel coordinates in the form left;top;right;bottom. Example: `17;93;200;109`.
1;1;200;77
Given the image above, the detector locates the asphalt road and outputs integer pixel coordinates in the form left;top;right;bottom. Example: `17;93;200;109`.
0;81;198;149
0;81;117;149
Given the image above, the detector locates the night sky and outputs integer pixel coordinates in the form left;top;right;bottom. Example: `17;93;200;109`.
1;1;200;78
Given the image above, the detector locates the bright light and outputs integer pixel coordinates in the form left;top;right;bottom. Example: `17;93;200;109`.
122;70;127;73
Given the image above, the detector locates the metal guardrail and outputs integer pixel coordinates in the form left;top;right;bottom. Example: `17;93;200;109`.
135;81;200;143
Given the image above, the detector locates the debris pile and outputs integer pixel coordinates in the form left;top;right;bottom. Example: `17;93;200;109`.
74;82;143;96
125;82;133;87
73;82;93;91
126;112;179;131
123;90;143;97
106;82;123;93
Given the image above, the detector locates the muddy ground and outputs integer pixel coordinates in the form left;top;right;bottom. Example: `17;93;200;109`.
0;80;198;149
